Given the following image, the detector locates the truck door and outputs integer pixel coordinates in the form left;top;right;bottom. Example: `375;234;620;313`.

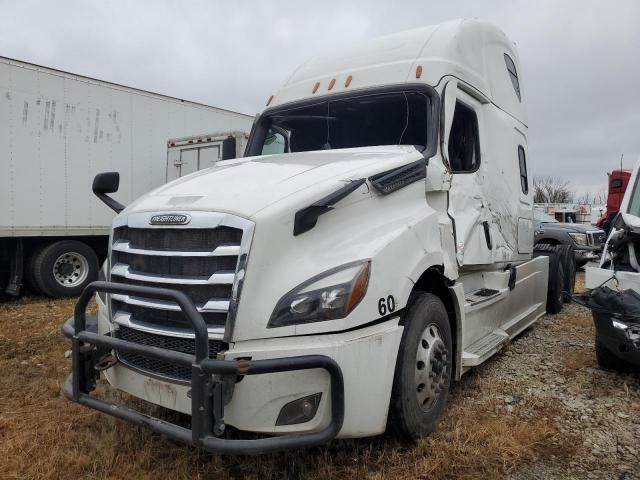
166;142;222;181
444;87;493;266
515;136;533;254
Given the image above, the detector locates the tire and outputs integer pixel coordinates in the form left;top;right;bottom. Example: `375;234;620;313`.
31;240;99;298
595;335;627;371
560;244;576;303
24;248;45;295
546;248;564;314
389;293;453;441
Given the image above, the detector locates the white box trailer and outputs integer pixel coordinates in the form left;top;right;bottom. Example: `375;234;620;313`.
0;56;253;297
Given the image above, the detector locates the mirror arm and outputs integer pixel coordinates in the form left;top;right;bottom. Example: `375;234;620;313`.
95;192;124;214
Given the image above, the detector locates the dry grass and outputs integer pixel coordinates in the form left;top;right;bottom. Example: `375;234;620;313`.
0;295;582;480
561;349;597;373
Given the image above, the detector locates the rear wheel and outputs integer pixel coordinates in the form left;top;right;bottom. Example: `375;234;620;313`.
389;293;452;441
534;243;564;314
560;244;576;303
546;255;564;314
31;240;99;298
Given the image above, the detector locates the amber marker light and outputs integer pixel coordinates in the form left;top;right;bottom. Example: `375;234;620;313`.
345;262;371;313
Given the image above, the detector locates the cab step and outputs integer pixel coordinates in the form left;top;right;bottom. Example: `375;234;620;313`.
461;329;509;367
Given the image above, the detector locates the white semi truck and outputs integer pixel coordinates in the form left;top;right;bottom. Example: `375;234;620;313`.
0;56;253;297
63;19;568;453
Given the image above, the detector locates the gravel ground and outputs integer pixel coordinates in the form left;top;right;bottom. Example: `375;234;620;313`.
1;272;639;479
488;301;640;480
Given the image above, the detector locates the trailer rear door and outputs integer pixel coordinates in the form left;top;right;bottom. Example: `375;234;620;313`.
167;141;223;181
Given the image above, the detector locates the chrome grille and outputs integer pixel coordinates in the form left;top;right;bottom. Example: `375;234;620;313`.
586;231;606;248
116;326;225;381
108;211;254;382
114;226;242;252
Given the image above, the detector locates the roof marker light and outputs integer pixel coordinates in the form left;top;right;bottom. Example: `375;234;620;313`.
416;65;423;79
266;95;274;106
345;75;352;87
328;78;336;90
312;82;320;94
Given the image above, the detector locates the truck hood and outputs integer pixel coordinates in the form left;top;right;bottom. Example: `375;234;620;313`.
124;146;424;218
539;222;603;234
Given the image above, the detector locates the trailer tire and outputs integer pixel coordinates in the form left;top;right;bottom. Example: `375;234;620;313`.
31;240;99;298
388;293;452;441
546;250;564;314
24;249;45;295
560;244;576;302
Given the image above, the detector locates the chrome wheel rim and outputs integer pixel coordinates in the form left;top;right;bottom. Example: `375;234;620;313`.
415;323;448;411
53;252;89;287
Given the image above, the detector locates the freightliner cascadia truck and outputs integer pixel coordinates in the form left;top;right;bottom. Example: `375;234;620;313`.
63;19;569;453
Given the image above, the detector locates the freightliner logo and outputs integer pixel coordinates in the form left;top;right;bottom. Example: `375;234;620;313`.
149;214;191;225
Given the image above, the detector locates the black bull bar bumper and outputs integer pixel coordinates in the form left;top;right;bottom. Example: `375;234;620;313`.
62;281;345;454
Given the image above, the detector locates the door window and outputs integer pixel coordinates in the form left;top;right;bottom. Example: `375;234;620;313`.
448;101;480;173
518;145;528;194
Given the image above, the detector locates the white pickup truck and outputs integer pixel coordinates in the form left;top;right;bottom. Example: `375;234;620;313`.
63;19;567;453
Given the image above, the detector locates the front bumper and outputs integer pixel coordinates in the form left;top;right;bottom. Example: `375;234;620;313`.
574;248;600;262
62;281;345;454
593;312;640;367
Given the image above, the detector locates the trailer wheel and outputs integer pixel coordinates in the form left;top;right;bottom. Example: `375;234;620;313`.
31;240;99;298
388;293;452;441
560;244;576;303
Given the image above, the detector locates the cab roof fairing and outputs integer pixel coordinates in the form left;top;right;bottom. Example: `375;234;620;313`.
267;19;526;126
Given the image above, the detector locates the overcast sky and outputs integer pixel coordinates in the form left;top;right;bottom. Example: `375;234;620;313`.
1;0;638;198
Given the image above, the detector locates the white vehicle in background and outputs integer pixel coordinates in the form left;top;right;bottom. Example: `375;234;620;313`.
584;159;640;370
63;19;568;453
0;56;253;298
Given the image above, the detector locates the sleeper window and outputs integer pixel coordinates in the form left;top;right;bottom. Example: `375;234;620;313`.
518;145;528;194
504;53;521;101
448;101;480;173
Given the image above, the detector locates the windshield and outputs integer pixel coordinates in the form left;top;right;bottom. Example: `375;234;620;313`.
628;173;640;217
250;89;432;156
534;210;558;223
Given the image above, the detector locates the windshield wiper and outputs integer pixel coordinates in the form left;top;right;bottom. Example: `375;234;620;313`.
294;179;366;235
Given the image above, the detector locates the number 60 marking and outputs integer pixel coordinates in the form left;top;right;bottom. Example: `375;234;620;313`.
378;295;396;316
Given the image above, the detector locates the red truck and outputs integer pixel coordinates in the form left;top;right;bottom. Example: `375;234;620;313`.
597;169;632;232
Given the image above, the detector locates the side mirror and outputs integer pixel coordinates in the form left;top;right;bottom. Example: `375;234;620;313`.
92;172;125;213
441;79;458;170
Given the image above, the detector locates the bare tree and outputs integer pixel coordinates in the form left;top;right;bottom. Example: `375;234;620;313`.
575;189;607;205
533;176;573;203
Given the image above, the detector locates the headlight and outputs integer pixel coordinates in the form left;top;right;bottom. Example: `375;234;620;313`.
268;260;370;328
568;232;588;246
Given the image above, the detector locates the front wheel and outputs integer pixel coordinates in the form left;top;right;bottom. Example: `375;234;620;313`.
388;293;452;441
